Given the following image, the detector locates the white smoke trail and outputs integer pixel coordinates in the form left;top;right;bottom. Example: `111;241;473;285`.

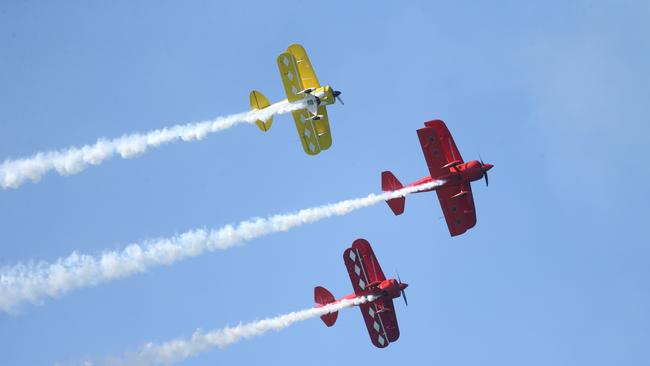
102;296;374;366
0;100;303;189
0;181;442;313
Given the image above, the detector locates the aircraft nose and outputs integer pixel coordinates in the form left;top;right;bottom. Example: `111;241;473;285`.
399;282;408;290
483;163;494;172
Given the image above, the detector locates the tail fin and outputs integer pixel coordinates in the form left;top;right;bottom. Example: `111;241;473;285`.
314;286;338;327
382;171;405;215
249;90;273;131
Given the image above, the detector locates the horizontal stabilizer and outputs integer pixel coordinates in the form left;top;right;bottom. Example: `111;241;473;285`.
443;160;462;169
451;190;468;199
314;286;338;327
382;171;405;215
249;90;273;131
306;114;323;121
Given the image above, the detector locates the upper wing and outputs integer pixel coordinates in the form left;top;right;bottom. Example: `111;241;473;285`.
291;109;321;155
358;298;400;348
344;239;386;294
312;105;332;150
286;44;320;90
435;181;477;236
417;120;464;179
277;51;304;102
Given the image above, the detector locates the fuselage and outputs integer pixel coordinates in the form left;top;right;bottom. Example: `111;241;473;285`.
310;85;337;106
406;160;493;193
335;279;408;305
278;85;338;114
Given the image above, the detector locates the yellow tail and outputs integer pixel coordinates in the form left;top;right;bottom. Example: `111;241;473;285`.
249;90;273;131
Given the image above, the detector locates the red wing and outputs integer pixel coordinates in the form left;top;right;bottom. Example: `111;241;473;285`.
344;239;385;294
417;120;464;179
358;298;399;348
377;298;400;343
436;181;477;236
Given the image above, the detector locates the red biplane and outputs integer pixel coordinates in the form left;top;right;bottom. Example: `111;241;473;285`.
314;239;408;348
382;120;493;237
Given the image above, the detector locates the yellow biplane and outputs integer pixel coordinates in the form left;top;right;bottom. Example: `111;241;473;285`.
249;44;343;155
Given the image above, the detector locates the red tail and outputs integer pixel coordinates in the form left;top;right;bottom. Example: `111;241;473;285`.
382;171;405;215
314;286;338;327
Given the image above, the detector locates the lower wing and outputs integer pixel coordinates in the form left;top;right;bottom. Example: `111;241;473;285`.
312;105;332;151
292;109;321;155
435;182;477;236
359;298;400;348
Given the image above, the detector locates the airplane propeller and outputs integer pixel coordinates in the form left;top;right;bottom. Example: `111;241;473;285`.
396;270;408;306
333;90;344;105
479;156;489;187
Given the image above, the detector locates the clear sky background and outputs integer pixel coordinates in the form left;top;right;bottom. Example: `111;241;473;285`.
1;1;649;365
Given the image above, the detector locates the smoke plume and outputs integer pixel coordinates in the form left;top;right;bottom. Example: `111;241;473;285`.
104;295;375;365
0;101;302;189
0;181;442;313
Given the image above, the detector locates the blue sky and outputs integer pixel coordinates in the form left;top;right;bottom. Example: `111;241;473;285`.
1;1;649;365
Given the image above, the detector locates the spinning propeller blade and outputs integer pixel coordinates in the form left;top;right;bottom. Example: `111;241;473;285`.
333;90;344;105
396;270;408;307
479;157;489;187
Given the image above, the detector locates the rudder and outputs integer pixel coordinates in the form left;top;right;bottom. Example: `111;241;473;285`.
314;286;338;327
382;171;405;215
249;90;273;131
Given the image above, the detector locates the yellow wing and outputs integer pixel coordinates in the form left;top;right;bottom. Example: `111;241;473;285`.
313;105;332;150
292;109;321;155
287;44;320;90
281;44;330;155
277;52;303;102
